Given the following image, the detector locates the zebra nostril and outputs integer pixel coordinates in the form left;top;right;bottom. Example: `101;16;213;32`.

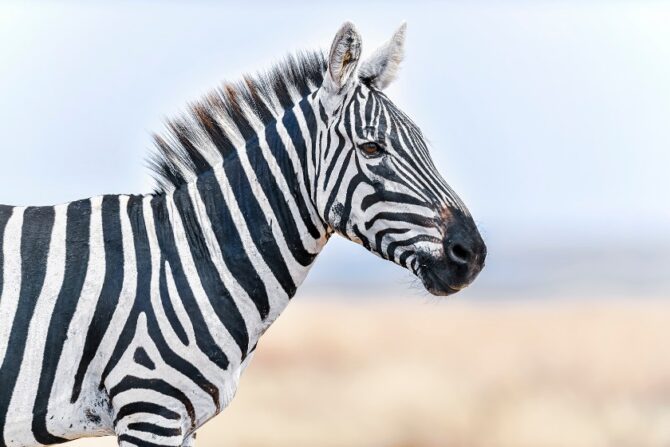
447;242;472;265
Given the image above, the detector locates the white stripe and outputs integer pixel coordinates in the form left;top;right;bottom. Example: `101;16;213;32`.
87;195;137;394
163;262;196;343
47;196;110;436
242;95;324;254
212;169;290;323
208;112;307;282
0;207;23;364
142;196;219;422
5;204;67;447
188;184;262;337
164;193;243;367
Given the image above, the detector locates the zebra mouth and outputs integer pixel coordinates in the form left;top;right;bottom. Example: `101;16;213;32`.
419;267;462;297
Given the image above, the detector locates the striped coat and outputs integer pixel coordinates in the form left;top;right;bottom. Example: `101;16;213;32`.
0;22;485;447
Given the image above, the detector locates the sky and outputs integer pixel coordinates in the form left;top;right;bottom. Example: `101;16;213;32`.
0;1;668;299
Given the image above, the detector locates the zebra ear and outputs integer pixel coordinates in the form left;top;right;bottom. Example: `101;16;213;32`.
359;23;406;90
323;22;362;95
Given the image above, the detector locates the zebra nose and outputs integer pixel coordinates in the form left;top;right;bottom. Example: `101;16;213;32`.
446;240;473;265
442;222;486;286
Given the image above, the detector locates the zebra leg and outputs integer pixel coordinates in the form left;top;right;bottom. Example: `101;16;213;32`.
113;399;192;447
115;430;196;446
115;418;188;446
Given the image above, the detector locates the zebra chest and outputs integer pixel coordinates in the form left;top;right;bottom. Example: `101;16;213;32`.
100;302;256;437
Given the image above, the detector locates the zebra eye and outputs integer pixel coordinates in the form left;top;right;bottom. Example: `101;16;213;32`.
358;141;384;158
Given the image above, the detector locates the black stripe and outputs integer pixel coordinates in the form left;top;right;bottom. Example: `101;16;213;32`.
0;206;13;303
271;74;293;110
297;98;324;229
315;131;325;203
158;258;189;345
269;110;321;239
109;376;195;430
151;195;230;376
196;171;270;319
318;100;328;125
386;117;439;204
102;196;221;412
328;154;371;237
361;190;428;212
364;92;374;128
169;121;212;176
172;187;249;356
352;224;370;251
72;195;124;403
381;156;433;205
126;422;182;438
374;92;387;139
99;196;150;388
386;107;446;203
196;106;236;159
33;199;92;444
114;402;180;426
399;250;414;268
0;206;54;447
353;91;365;139
118;433;175;447
374;228;410;259
337;173;367;236
196;107;296;296
323;94;356;186
367;162;413;187
394;122;445;199
133;348;155;371
221;154;297;297
247;129;316;267
386;234;442;261
144;308;222;413
365;212;436;231
323;149;355;227
240;83;275;124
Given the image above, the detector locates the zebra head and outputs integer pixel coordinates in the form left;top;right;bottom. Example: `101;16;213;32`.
314;22;486;296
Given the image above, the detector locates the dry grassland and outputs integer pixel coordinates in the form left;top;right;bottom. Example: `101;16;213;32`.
68;297;670;447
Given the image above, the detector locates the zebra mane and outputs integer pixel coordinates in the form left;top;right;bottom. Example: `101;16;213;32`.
149;50;327;192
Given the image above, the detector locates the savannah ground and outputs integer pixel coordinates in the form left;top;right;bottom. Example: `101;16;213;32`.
68;294;670;447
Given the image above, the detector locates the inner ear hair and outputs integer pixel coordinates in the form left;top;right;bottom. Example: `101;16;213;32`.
325;21;362;92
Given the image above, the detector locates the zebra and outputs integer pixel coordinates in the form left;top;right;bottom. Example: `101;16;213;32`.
0;22;486;447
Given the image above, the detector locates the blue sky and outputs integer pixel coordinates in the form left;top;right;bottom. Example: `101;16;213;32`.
0;1;668;298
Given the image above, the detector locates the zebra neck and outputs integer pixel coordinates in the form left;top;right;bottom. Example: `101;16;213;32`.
154;110;330;332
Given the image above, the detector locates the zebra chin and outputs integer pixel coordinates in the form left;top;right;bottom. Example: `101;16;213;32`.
418;256;485;297
418;266;473;297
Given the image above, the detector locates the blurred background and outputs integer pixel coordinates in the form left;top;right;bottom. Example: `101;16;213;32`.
1;1;669;446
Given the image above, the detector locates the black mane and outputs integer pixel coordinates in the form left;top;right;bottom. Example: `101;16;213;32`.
149;51;326;192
